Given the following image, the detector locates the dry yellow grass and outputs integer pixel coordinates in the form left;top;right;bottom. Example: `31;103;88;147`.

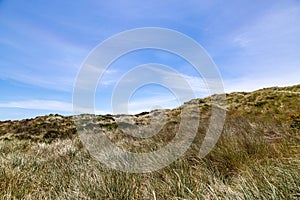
0;84;299;199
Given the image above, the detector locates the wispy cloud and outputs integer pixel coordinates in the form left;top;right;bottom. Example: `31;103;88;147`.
224;70;300;93
0;100;73;112
232;5;300;52
1;0;299;121
216;3;300;90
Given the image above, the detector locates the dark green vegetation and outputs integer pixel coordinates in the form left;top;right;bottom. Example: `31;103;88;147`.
0;84;299;199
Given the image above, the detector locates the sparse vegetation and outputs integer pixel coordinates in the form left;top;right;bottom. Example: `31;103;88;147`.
0;84;299;199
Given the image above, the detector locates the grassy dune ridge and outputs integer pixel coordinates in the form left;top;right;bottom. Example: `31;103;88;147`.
0;84;299;199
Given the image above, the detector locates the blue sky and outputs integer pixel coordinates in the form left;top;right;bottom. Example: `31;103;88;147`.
1;0;300;120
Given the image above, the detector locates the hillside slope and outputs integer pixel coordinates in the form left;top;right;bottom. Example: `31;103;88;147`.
0;84;299;199
1;84;299;142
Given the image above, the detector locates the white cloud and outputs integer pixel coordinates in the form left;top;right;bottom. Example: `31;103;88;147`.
0;100;73;112
233;5;300;51
219;4;300;92
0;100;112;116
224;72;300;93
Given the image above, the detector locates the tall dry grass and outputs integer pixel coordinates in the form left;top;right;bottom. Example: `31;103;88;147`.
0;113;299;199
